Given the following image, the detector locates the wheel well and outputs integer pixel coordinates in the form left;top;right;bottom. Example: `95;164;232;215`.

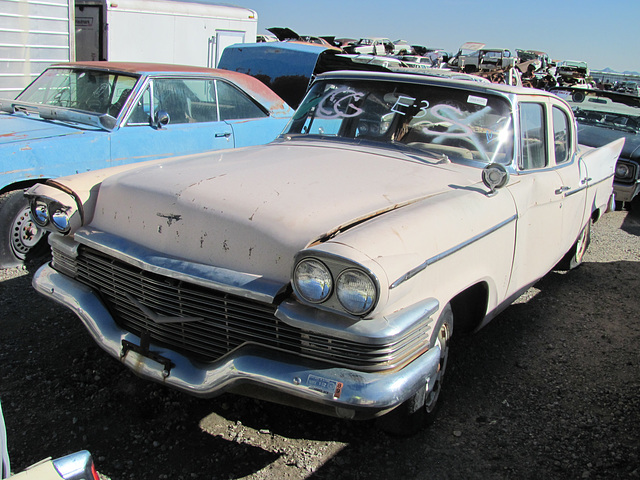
0;179;48;196
449;282;489;334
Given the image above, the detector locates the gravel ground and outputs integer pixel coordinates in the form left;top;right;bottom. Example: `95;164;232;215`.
0;206;639;480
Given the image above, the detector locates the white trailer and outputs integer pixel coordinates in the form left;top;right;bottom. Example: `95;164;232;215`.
0;0;257;98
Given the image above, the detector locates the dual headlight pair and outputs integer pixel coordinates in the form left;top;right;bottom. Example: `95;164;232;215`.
293;257;378;316
30;198;73;233
25;183;82;235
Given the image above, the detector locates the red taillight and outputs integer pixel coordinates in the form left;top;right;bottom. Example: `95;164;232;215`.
90;462;99;480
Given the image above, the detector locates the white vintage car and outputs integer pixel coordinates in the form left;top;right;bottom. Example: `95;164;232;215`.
27;71;624;435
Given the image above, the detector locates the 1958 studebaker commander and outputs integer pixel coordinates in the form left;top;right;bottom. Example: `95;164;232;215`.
27;71;624;435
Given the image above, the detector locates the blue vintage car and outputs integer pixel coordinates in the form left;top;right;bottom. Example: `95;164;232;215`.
0;62;293;267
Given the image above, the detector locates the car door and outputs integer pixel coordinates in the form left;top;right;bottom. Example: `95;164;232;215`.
549;102;588;246
506;101;566;295
213;80;280;147
110;77;235;164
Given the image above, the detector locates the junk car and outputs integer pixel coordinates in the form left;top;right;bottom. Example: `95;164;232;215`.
343;37;396;56
0;62;293;268
552;86;640;206
218;42;389;108
28;71;623;435
6;451;99;480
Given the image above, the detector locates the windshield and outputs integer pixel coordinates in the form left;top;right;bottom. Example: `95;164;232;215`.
17;68;139;117
285;78;514;164
554;88;640;133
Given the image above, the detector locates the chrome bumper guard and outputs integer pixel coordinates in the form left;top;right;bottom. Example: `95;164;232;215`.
33;263;441;420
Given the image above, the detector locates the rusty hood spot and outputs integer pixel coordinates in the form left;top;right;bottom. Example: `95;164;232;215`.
157;213;182;226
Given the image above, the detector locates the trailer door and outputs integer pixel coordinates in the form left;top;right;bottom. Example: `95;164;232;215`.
75;4;103;61
209;30;246;68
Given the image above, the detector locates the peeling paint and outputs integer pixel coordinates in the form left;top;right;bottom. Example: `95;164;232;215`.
157;213;182;226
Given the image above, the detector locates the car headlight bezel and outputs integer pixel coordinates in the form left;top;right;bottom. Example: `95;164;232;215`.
29;198;74;234
615;160;636;182
292;253;379;318
336;268;377;315
31;199;51;227
25;183;83;236
293;258;333;304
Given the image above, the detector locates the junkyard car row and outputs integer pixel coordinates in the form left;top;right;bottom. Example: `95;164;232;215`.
552;86;640;206
27;70;623;435
0;62;293;268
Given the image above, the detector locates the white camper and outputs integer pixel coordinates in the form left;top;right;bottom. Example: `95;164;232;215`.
0;0;257;97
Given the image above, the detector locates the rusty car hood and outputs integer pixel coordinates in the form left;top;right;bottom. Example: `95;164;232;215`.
85;140;481;282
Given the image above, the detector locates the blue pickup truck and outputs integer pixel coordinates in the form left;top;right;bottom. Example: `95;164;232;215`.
0;61;292;267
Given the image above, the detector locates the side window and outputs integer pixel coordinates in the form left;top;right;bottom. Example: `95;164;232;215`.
126;86;151;126
139;78;218;125
519;103;547;170
107;75;137;117
216;80;267;120
552;106;570;164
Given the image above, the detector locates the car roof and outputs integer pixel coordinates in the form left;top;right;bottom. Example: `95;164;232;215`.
313;69;556;97
48;61;292;112
52;61;237;76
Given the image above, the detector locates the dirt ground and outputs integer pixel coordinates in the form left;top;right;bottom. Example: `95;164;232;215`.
1;207;639;480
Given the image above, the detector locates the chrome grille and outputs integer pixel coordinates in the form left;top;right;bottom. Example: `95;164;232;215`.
62;246;429;371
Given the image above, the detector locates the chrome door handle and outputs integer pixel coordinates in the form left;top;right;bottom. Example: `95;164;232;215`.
215;132;232;138
555;186;571;195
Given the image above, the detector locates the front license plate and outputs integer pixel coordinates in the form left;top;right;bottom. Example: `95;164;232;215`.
307;374;343;399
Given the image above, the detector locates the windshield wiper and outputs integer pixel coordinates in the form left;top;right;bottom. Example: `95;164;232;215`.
0;98;117;131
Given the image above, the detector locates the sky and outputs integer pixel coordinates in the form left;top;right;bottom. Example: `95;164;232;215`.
223;0;639;73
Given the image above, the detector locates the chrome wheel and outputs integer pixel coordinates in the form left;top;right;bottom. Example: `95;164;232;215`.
425;321;452;414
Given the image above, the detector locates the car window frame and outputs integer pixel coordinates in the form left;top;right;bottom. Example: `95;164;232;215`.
517;101;548;171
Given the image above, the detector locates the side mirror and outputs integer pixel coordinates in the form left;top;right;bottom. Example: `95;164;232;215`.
155;110;170;128
482;163;510;196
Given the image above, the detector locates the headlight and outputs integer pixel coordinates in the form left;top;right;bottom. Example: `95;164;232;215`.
616;163;631;180
293;258;332;303
336;269;377;315
50;204;72;233
31;199;50;227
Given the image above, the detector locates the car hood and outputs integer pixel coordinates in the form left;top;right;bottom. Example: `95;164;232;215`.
85;140;480;283
0;113;90;144
577;124;640;161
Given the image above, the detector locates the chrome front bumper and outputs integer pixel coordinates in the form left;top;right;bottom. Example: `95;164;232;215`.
33;263;441;420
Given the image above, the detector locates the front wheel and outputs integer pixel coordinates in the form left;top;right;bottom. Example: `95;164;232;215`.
0;190;47;268
376;303;453;436
557;221;591;270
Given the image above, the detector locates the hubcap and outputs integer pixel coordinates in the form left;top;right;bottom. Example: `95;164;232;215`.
11;205;44;259
425;322;452;413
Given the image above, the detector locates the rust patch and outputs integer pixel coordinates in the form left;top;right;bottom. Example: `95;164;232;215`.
157;213;182;226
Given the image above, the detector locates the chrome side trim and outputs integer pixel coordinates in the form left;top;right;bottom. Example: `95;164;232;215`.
390;214;518;289
565;173;614;198
73;227;286;303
